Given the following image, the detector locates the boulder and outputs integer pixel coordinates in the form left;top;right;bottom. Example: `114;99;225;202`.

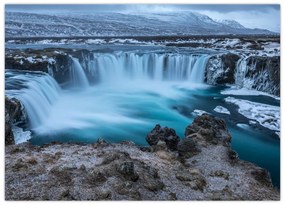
146;124;180;150
117;161;139;182
185;114;231;147
177;136;200;158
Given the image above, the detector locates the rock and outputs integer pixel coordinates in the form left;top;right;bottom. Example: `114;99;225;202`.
5;120;14;145
86;171;107;184
250;167;273;187
175;168;207;191
117;161;139;182
205;53;240;85
209;170;230;180
185;114;231;147
245;56;280;96
5;97;25;145
228;149;239;162
177;137;200;158
155;150;176;161
146;124;180;150
114;181;141;200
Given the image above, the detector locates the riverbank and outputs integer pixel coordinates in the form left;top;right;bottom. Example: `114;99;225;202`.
5;114;279;200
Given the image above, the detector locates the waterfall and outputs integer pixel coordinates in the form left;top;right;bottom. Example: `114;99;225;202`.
235;57;248;87
5;70;61;129
69;56;89;88
84;52;209;84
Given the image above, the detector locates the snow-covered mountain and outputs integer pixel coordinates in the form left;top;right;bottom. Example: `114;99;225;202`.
5;11;275;38
218;20;245;29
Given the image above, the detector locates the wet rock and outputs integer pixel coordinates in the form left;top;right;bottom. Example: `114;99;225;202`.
5;97;25;145
146;124;180;150
245;56;280;96
5;120;14;145
117;161;139;182
205;53;240;85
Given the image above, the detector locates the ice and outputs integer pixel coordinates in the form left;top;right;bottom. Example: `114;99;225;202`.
48;58;56;64
26;57;34;63
221;86;280;100
225;97;280;132
12;125;31;144
213;106;230;115
192;109;208;116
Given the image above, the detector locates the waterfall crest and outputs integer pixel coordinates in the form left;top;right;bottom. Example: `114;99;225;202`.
83;52;209;84
5;70;61;129
235;57;248;87
69;56;89;88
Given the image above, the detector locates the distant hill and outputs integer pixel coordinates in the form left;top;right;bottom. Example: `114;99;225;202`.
5;11;276;38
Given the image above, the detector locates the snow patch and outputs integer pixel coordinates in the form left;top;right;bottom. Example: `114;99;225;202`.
221;86;280;100
213;106;230;115
192;109;208;116
225;97;280;132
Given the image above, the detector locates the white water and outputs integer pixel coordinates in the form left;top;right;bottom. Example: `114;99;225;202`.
5;71;61;128
69;56;89;88
85;52;209;84
235;57;248;87
6;52;209;142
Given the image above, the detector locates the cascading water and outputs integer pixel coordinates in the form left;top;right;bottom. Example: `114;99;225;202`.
84;52;209;84
5;70;61;129
235;57;248;87
6;52;210;142
69;56;89;88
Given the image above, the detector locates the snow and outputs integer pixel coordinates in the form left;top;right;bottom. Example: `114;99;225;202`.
26;57;34;63
221;86;280;100
225;97;280;132
48;58;56;64
192;109;208;116
213;106;230;115
5;11;274;38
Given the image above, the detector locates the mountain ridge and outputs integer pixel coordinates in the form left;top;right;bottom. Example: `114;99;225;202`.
5;11;276;37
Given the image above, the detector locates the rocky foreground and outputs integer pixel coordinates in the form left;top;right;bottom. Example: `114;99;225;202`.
5;114;279;200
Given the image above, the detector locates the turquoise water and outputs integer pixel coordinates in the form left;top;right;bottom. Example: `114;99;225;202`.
24;82;280;187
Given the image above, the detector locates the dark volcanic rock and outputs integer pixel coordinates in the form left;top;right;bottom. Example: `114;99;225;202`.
117;161;139;182
146;124;180;151
245;56;280;96
185;114;231;147
205;53;240;85
177;136;200;158
5;97;24;145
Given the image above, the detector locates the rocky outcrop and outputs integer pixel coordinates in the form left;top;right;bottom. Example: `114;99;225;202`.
206;54;280;96
205;53;240;85
5;114;279;200
243;56;280;96
146;124;180;151
5;97;24;145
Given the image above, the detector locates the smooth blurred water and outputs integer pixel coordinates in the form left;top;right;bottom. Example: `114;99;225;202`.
5;64;280;188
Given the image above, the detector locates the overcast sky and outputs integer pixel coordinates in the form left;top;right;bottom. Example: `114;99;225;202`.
6;4;280;32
